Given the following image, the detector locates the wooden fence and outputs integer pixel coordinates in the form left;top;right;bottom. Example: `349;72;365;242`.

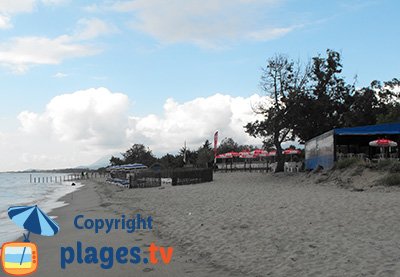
123;168;213;188
170;168;213;186
129;171;162;188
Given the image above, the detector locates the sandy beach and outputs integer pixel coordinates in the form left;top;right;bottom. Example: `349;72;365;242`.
3;172;400;277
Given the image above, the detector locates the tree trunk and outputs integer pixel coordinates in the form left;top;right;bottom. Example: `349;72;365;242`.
274;139;284;173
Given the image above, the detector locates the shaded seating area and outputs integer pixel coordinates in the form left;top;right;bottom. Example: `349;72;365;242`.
215;148;303;172
335;126;399;163
306;122;400;170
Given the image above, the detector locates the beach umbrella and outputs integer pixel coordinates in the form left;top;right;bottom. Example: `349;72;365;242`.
216;154;227;159
8;205;60;241
369;139;398;158
369;139;397;147
220;152;239;159
120;163;147;170
283;149;301;162
8;205;59;268
252;149;269;157
283;149;301;155
239;151;255;159
108;163;147;171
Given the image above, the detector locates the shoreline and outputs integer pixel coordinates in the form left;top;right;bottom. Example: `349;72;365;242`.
4;171;400;276
0;178;84;244
3;178;233;277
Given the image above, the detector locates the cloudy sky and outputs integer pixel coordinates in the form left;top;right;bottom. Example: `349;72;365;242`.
0;0;398;171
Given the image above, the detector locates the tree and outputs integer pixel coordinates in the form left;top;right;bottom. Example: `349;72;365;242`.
218;137;241;154
109;156;123;166
245;54;309;172
196;140;214;168
342;87;379;127
121;144;157;166
286;50;354;142
179;147;197;165
159;153;183;169
372;78;400;123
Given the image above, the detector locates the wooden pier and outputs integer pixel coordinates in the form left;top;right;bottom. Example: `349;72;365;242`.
29;172;106;183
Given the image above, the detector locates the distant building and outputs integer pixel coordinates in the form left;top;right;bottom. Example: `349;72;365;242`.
305;122;400;170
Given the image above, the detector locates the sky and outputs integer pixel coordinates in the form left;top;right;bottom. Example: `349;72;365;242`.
0;0;399;171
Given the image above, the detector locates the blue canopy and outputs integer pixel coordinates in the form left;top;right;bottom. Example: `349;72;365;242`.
108;163;147;170
8;205;60;237
334;122;400;136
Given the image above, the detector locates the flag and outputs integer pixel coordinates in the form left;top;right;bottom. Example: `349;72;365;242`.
183;141;187;164
213;131;218;163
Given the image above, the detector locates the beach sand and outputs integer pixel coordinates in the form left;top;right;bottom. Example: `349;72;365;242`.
3;172;400;276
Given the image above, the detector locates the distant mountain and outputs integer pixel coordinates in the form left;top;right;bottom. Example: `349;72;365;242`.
77;153;122;170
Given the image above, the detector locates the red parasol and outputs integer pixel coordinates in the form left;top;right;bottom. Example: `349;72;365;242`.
369;139;397;147
283;149;301;155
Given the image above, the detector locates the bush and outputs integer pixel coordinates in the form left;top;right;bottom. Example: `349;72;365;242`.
390;162;400;173
378;173;400;186
374;159;393;170
351;166;364;176
334;158;359;170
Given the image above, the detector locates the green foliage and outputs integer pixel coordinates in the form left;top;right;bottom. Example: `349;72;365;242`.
245;54;309;172
247;49;400;156
218;137;241;153
377;103;400;124
334;158;359;170
373;159;394;170
196;148;213;168
109;156;123;166
390;162;400;173
285;50;353;142
378;173;400;186
196;140;214;168
113;144;157;167
159;153;184;169
342;87;379;127
202;139;212;151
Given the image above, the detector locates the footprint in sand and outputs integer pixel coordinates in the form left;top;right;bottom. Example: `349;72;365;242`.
142;267;154;273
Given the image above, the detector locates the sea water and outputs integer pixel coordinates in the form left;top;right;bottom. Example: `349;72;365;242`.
0;172;83;244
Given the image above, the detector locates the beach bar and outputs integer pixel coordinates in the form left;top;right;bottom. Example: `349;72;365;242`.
305;122;400;170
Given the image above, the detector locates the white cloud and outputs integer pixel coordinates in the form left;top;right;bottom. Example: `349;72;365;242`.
0;0;69;32
0;0;65;13
247;26;294;41
127;93;268;152
73;18;118;40
3;88;269;171
53;72;68;78
0;15;12;29
108;0;293;47
0;35;100;73
41;0;69;5
0;17;114;73
0;0;35;30
0;0;36;14
18;87;130;147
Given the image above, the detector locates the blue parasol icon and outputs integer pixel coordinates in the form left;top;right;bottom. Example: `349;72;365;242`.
8;205;60;242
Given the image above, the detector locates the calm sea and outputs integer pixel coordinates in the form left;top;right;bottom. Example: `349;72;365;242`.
0;172;82;244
